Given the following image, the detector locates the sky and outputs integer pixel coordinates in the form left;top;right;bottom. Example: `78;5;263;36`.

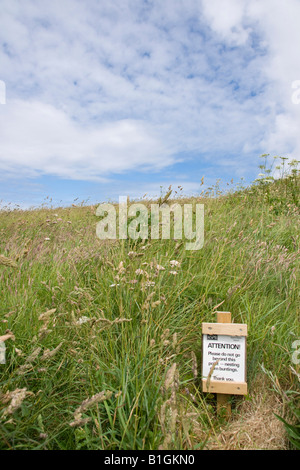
0;0;300;208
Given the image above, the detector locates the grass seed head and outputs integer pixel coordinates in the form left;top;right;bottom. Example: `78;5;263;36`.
1;388;34;417
0;255;17;268
164;363;177;391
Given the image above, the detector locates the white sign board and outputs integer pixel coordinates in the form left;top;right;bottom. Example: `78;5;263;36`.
202;334;246;383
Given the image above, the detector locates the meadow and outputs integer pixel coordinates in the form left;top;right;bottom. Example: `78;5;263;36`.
0;156;299;450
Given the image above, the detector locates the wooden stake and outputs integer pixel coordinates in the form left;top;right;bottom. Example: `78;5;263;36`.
216;311;232;418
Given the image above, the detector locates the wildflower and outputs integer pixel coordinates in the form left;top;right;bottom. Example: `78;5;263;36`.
170;260;180;268
169;271;178;275
156;264;165;271
270;326;276;336
144;281;155;287
135;268;144;276
76;316;90;325
44;237;50;241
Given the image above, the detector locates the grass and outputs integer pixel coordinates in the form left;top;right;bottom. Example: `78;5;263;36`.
0;156;299;450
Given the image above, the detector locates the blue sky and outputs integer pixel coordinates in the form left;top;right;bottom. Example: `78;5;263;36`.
1;0;300;208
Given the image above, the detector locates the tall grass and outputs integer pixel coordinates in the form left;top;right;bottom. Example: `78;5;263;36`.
0;157;299;449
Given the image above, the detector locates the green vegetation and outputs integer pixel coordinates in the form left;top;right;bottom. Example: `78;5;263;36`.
0;156;299;450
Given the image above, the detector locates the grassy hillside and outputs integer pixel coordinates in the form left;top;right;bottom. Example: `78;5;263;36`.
0;157;299;450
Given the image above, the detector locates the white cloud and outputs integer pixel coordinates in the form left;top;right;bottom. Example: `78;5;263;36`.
0;0;299;188
201;0;300;162
201;0;251;45
0;99;175;180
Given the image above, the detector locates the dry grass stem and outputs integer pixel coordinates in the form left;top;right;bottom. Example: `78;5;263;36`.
0;255;17;268
70;390;113;427
0;331;15;342
1;388;34;417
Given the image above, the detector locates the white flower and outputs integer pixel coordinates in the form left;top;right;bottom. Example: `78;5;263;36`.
44;237;50;241
170;260;180;268
135;269;144;276
76;316;90;325
156;265;165;271
169;271;178;275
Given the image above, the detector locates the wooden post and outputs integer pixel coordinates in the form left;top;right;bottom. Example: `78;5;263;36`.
216;311;232;418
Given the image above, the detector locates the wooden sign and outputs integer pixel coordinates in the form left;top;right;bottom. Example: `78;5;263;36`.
202;312;247;398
